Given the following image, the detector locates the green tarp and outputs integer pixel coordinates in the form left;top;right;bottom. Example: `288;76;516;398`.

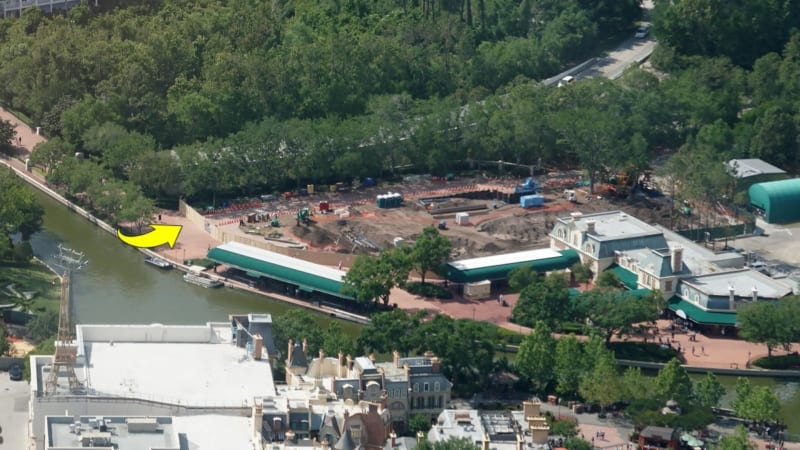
608;264;638;290
668;297;737;326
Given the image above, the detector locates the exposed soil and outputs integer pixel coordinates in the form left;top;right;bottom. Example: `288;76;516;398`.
219;172;729;260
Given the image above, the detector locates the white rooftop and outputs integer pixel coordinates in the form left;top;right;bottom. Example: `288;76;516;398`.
561;211;662;241
429;409;484;445
171;415;255;450
448;248;562;271
76;323;275;406
216;241;346;282
727;158;786;179
46;415;255;450
683;269;793;298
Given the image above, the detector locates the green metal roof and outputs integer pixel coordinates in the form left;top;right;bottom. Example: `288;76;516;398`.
446;249;579;283
668;296;737;326
607;264;639;290
207;242;351;300
748;178;800;224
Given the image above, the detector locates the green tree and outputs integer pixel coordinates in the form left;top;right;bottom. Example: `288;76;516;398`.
342;248;411;305
511;273;571;329
29;138;74;175
0;168;44;257
621;367;652;403
732;378;780;423
357;309;424;356
575;288;657;343
737;299;795;356
409;413;433;435
411;226;451;284
551;420;578;438
594;271;619;288
694;372;725;409
554;334;583;397
718;425;756;450
322;321;356;358
417;437;479;450
570;263;592;284
0;119;17;154
516;321;555;394
273;310;325;360
654;358;693;406
578;347;623;411
0;326;8;356
563;438;591;450
508;265;539;293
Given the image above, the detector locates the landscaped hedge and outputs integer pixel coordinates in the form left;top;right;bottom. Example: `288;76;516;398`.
404;281;453;299
752;354;800;370
608;342;679;363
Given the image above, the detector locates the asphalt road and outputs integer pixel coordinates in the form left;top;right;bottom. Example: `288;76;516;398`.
575;0;656;80
0;373;30;449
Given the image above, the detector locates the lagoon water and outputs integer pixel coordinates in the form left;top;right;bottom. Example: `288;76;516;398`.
25;188;800;433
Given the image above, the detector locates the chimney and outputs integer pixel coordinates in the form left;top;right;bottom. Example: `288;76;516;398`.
253;334;263;360
585;220;596;234
286;430;296;443
481;433;490;450
369;352;376;362
752;286;758;302
288;339;294;365
302;338;308;356
252;402;264;440
390;432;397;448
417;431;425;444
516;432;524;450
430;356;441;374
671;247;683;274
347;354;354;370
729;285;735;310
570;212;582;222
424;350;434;358
338;351;345;377
393;350;400;366
319;349;325;360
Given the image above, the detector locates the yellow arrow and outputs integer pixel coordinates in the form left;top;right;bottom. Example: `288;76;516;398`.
117;224;183;249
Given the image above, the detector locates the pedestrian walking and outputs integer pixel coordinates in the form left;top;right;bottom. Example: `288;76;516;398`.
701;345;705;354
692;345;695;355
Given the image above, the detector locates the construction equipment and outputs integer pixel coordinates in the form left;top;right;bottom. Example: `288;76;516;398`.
296;208;313;226
514;177;538;195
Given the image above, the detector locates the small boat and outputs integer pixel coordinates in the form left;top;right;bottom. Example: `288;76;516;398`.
144;256;172;269
183;272;224;288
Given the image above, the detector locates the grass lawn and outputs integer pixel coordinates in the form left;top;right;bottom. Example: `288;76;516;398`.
0;260;61;314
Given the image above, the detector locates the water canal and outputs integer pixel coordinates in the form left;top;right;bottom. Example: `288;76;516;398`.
22;186;800;434
27;189;361;338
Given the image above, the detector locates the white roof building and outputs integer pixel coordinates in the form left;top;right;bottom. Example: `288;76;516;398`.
30;321;274;450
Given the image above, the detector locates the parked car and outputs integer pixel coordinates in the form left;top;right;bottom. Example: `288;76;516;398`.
9;364;23;381
635;26;649;38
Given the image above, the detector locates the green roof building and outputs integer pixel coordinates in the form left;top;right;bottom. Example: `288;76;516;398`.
207;242;351;300
748;178;800;224
446;248;579;284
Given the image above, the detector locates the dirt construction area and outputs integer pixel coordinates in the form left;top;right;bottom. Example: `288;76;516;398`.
214;174;679;259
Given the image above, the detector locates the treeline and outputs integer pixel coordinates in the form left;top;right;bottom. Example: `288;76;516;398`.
0;0;799;215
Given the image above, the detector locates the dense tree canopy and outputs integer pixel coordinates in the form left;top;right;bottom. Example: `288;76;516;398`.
0;168;44;260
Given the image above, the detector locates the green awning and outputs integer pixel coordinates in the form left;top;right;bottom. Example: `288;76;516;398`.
298;286;314;293
668;297;737;326
628;288;652;298
608;264;638;290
